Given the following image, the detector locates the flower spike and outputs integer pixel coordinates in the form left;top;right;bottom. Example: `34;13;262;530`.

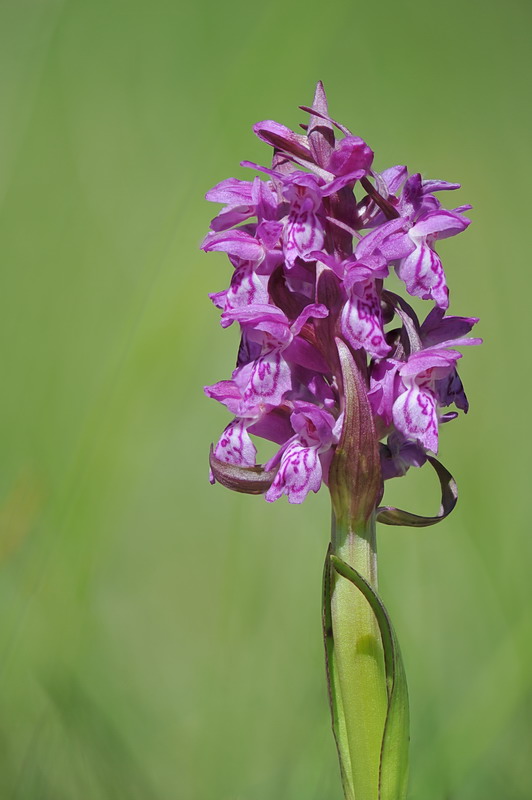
201;83;481;800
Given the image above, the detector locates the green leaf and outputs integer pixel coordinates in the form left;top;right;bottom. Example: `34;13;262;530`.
322;546;356;800
331;554;410;800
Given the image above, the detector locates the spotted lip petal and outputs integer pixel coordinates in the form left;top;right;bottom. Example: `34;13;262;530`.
212;419;256;467
265;440;323;503
393;381;439;452
397;242;449;308
341;279;391;359
264;405;338;504
237;351;292;409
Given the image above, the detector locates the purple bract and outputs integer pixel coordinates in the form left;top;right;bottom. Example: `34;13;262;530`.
202;83;481;503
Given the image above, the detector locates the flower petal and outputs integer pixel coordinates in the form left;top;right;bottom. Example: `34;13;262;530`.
265;441;322;503
201;230;264;262
210;206;255;232
213;419;257;466
419;307;479;346
284;207;325;267
379;433;427;480
238;351;292;408
393;383;439;452
397;242;449;308
341;280;391;358
410;209;470;240
320;170;366;196
399;348;461;379
379;165;408;194
204;380;243;415
421;179;461;194
435;369;469;411
218;267;269;322
291;302;329;336
327;135;374;176
368;359;401;427
206;177;254;205
290;404;337;447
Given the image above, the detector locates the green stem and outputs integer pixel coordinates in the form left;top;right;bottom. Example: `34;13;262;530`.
330;511;388;800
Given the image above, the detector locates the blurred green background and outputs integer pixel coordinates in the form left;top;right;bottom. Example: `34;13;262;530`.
0;0;530;798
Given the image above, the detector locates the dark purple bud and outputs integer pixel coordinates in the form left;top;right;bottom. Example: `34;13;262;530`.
327;136;374;177
268;265;309;321
435;370;469;412
419;306;479;347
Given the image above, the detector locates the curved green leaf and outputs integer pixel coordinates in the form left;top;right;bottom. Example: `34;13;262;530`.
377;456;457;527
322;546;355;800
331;554;409;800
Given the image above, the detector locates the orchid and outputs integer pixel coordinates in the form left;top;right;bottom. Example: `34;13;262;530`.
201;83;480;800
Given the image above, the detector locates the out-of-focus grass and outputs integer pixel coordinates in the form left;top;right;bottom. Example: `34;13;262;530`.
0;0;530;798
